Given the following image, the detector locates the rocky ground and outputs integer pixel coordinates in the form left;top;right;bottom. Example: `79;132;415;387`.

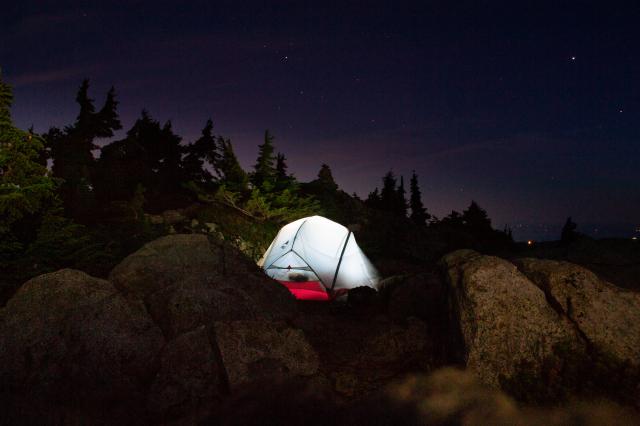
0;234;638;425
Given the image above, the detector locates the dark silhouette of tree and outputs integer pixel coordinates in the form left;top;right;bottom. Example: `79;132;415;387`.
440;210;464;227
95;110;188;211
0;71;53;244
47;80;121;222
365;188;381;209
96;87;122;137
274;152;295;190
251;130;276;189
380;171;398;213
316;163;338;191
396;175;408;217
183;119;217;187
218;138;248;193
1;71;93;290
560;216;579;244
462;201;492;231
409;170;430;226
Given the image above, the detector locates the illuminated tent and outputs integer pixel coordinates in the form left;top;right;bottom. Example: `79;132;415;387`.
258;216;380;301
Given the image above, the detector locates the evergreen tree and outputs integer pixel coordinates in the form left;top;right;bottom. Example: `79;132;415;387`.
251;129;276;189
365;187;381;209
409;170;430;225
0;70;92;283
0;71;55;246
396;175;408;217
440;210;464;227
47;80;121;222
183;119;216;186
218;138;248;193
380;170;398;213
316;163;338;191
96;110;188;210
462;201;492;230
96;86;123;137
274;152;295;190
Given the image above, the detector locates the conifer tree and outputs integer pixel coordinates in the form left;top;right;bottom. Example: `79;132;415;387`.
1;70;91;278
380;170;398;213
251;130;276;189
365;187;381;209
409;170;430;225
316;163;338;191
183;119;216;186
0;70;54;240
462;201;492;230
48;80;122;221
274;152;295;190
396;175;408;216
218;138;248;193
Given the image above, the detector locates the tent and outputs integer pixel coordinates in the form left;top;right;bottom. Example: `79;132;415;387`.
258;216;380;301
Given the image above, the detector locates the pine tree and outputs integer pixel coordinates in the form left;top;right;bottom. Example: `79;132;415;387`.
251;130;276;189
0;70;55;242
396;175;408;216
365;188;381;209
380;171;398;212
96;86;122;137
462;201;492;231
48;80;122;221
316;163;338;191
218;138;248;193
183;119;217;186
274;152;295;190
409;170;430;225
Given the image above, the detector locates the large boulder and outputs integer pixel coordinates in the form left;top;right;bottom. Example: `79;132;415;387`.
147;326;221;424
214;320;319;390
109;234;296;338
0;269;165;424
440;250;579;388
0;234;313;425
515;258;640;367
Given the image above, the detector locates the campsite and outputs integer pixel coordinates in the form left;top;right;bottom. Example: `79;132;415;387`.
2;2;640;425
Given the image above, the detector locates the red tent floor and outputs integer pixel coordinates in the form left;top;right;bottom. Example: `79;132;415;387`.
278;280;329;301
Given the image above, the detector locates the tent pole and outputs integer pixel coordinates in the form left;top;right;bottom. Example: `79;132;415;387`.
330;231;351;291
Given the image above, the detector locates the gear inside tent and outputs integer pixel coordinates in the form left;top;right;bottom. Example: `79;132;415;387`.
258;216;380;301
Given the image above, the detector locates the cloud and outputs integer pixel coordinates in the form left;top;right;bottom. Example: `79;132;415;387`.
9;66;91;87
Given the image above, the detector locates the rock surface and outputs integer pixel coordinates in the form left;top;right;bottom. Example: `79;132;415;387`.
0;235;310;425
440;250;579;388
214;320;319;390
0;269;165;424
516;258;640;367
147;326;220;423
109;234;296;338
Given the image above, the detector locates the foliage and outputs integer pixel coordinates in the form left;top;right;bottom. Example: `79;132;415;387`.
217;138;249;194
183;119;217;189
250;129;276;189
0;72;108;302
46;80;122;222
409;170;430;226
245;186;321;224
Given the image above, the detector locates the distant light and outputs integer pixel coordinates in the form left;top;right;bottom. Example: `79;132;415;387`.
633;237;638;241
527;240;534;246
570;56;576;61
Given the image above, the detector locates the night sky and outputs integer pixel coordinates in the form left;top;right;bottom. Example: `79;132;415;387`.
2;1;639;240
